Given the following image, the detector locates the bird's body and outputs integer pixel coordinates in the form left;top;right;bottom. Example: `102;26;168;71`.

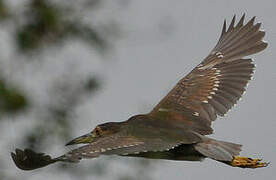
12;14;269;170
124;144;204;162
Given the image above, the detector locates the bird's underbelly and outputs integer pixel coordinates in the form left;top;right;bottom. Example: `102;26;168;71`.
120;144;205;162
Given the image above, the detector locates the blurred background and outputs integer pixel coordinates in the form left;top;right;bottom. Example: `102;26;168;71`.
0;0;275;180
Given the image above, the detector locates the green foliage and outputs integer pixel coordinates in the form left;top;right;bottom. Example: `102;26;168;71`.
84;77;100;92
0;0;9;20
16;0;64;51
16;0;107;53
0;79;28;115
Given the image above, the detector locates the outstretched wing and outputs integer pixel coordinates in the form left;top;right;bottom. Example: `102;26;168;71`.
60;135;186;162
11;135;186;170
11;149;56;170
149;14;267;135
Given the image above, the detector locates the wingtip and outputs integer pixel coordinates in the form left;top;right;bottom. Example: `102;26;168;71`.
10;151;16;160
228;15;236;31
11;148;57;171
237;13;245;27
221;19;227;36
249;16;256;25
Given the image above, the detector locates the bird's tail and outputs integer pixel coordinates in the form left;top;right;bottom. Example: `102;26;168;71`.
194;137;242;161
194;137;268;168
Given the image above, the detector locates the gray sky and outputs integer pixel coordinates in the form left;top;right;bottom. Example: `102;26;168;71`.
2;0;275;180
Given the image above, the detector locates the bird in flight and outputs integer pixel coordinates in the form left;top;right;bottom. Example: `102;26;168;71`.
12;14;268;170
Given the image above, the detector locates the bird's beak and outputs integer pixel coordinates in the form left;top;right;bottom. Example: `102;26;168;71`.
65;133;95;146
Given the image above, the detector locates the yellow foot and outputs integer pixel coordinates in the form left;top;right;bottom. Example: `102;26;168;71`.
230;156;269;168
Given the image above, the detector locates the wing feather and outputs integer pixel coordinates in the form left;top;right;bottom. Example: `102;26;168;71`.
149;15;267;135
11;137;184;170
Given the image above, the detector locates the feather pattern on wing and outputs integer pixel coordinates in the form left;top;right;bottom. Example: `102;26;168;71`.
149;14;267;134
59;135;187;161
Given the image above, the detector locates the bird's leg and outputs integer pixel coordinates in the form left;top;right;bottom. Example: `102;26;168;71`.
229;156;269;168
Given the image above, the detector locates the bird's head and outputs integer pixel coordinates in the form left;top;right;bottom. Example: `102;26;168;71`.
65;122;122;145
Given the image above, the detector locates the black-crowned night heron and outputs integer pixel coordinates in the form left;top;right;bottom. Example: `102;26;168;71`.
12;14;269;171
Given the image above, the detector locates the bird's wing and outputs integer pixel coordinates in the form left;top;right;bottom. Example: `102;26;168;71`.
11;136;187;170
11;149;56;171
60;135;187;161
149;14;267;135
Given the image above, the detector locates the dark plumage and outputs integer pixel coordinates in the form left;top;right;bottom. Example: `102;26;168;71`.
11;14;268;171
